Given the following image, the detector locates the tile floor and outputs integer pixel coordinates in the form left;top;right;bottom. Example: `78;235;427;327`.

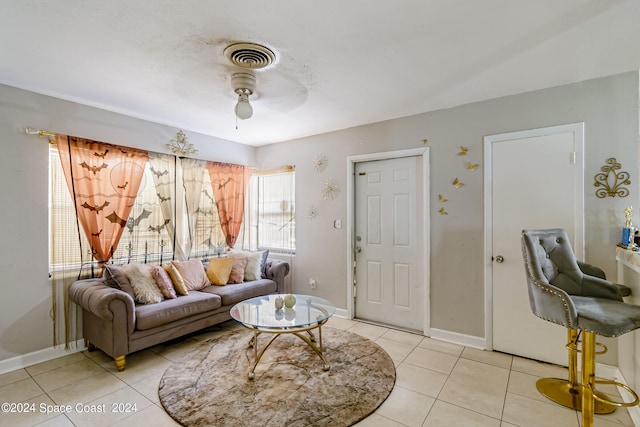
0;317;635;427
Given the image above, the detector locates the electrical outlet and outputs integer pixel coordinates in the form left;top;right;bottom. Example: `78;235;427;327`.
309;278;317;289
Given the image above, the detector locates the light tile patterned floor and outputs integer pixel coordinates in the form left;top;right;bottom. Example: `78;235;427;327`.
0;317;635;427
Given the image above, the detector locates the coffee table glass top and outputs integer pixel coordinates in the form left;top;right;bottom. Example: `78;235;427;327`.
230;294;336;329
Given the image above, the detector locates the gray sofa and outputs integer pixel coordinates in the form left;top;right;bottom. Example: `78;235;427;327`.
69;258;289;371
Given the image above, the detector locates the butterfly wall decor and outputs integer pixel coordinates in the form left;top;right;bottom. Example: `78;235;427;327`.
466;161;479;171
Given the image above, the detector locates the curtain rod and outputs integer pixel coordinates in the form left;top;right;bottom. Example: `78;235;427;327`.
25;127;57;143
252;165;295;175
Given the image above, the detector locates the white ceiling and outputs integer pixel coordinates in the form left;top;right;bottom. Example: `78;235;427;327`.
2;1;640;146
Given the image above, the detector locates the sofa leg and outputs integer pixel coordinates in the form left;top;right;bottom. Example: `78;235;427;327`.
114;356;126;372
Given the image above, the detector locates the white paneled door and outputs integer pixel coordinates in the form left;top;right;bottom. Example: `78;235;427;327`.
354;156;424;331
487;124;584;366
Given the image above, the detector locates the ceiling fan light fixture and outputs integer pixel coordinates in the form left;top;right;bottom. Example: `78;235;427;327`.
235;90;253;120
230;72;256;121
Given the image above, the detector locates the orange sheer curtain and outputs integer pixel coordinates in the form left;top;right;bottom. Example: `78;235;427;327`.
56;135;148;265
205;161;251;248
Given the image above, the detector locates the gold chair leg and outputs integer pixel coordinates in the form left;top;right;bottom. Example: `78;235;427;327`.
536;329;615;414
582;331;596;427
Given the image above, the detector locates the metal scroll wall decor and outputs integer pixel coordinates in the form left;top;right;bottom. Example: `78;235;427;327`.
594;157;630;198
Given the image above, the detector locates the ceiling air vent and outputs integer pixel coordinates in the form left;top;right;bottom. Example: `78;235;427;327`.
224;42;276;69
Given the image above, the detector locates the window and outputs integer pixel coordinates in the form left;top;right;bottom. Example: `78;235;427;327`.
49;145;174;272
49;142;282;273
244;168;295;253
191;172;227;258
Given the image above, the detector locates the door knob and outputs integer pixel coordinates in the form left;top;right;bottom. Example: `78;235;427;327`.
495;255;504;263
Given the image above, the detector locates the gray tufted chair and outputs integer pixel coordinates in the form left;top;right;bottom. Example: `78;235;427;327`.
521;228;640;427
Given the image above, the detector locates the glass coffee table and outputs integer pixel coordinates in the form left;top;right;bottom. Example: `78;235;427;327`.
230;294;336;379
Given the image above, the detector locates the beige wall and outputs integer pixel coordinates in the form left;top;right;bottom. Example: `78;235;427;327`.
0;84;254;363
256;71;640;342
0;71;637;365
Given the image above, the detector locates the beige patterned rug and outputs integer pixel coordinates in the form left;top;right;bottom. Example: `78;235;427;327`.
158;327;396;427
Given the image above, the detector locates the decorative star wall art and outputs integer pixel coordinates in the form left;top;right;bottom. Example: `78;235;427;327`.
306;206;319;219
313;154;328;173
322;178;340;200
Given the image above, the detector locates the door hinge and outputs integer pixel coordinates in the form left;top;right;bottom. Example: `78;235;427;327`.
569;151;576;165
353;284;357;298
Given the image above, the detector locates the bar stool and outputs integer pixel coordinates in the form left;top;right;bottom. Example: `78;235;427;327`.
521;228;640;427
535;261;631;414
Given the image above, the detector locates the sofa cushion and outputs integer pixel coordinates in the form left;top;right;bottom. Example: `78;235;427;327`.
163;263;189;296
104;264;136;300
206;257;234;285
230;250;267;281
135;291;222;331
201;279;277;306
228;257;248;284
150;265;177;299
172;259;210;290
121;263;163;304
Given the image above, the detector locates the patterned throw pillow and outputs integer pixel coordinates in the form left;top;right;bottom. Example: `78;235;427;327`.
150;265;177;299
227;257;248;284
171;259;211;291
206;257;234;286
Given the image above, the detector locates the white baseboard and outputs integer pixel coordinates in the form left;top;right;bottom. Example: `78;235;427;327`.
334;308;348;318
0;340;85;375
429;328;485;349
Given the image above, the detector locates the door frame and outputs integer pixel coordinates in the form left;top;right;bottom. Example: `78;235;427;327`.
483;123;585;350
346;147;431;334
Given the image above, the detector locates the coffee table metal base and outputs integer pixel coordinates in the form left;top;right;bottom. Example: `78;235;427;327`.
242;320;330;380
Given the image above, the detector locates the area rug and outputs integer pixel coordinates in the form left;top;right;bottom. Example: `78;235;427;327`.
158;327;396;427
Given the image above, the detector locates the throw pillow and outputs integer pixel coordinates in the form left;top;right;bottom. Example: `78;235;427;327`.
206;257;234;285
103;264;136;300
228;256;248;284
260;249;270;278
172;259;210;291
230;250;265;281
150;265;177;299
121;263;163;304
163;263;189;296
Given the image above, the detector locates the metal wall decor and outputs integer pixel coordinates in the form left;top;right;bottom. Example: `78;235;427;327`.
321;178;340;200
594;157;630;198
306;206;319;219
166;130;198;156
313;154;328;173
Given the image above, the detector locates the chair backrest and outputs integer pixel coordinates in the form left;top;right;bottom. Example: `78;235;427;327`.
520;228;585;327
521;228;583;295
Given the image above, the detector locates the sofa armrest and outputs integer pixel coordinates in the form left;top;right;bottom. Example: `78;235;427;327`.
264;259;290;294
69;279;136;334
